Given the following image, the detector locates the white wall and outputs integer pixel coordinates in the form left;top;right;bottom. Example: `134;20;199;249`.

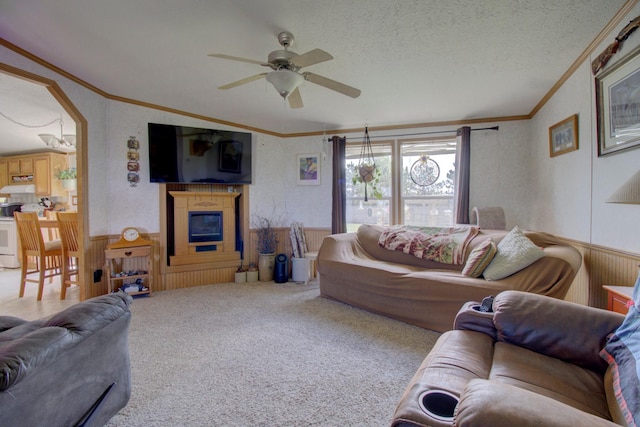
105;102;334;232
0;44;110;236
529;3;640;254
250;133;332;228
468;120;532;230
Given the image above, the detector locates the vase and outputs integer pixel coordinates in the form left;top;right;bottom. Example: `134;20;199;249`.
258;253;276;282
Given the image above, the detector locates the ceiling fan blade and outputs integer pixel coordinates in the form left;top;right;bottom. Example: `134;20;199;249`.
303;72;361;98
288;87;303;109
208;54;268;66
290;48;333;68
218;73;267;90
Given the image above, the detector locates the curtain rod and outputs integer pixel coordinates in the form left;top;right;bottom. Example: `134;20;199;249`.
327;125;499;141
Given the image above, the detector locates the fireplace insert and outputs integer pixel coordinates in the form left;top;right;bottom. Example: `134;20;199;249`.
188;211;222;243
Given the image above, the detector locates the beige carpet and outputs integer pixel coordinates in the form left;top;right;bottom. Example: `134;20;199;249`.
106;281;440;426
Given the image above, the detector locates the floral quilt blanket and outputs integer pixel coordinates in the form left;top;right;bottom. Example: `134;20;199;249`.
378;225;479;265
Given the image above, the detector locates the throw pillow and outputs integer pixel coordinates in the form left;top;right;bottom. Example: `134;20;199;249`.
461;239;497;278
482;226;545;281
600;275;640;427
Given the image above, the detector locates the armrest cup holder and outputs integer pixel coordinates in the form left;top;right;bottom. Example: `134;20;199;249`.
453;301;497;340
418;390;459;422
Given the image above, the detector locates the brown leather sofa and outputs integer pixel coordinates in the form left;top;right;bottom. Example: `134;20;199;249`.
317;224;582;332
392;291;626;426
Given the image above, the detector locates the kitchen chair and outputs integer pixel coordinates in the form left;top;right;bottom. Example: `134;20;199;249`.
14;211;63;301
56;211;79;298
44;210;60;242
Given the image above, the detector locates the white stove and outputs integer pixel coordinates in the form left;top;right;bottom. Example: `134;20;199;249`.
0;217;19;268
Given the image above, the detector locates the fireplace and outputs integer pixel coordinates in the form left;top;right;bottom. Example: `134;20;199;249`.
169;191;241;267
188;211;222;243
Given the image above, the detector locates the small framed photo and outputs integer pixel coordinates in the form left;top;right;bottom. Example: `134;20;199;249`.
127;137;139;150
549;114;579;157
127;161;139;171
127;150;139;161
297;154;320;185
596;45;640;156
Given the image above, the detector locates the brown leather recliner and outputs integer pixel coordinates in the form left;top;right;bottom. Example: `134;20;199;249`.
392;290;626;427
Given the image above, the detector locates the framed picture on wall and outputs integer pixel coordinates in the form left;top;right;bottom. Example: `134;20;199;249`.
297;154;320;185
596;44;640;156
219;141;242;173
549;114;578;157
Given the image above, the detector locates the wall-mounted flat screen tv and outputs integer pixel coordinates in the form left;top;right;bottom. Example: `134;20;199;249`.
148;123;252;184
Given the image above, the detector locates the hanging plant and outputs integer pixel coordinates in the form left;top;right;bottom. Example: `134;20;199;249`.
352;126;382;201
351;163;383;200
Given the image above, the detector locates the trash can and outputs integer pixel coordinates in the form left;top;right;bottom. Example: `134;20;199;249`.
274;253;288;283
291;257;311;284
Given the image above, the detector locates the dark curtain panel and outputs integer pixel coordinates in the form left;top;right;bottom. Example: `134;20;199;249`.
455;126;471;224
331;136;347;234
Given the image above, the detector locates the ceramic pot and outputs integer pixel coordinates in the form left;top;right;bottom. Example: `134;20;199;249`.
61;179;77;190
234;271;246;284
258;253;276;282
246;270;259;282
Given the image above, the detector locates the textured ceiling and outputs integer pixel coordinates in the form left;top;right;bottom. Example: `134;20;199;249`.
0;0;630;154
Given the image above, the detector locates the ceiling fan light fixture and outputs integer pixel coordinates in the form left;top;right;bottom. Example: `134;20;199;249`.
266;69;304;99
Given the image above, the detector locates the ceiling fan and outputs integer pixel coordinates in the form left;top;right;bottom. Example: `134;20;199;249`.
209;31;361;109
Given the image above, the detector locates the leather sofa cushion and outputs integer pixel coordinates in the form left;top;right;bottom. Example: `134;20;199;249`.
493;291;623;373
0;320;44;343
0;316;28;332
455;379;619;427
490;342;610;420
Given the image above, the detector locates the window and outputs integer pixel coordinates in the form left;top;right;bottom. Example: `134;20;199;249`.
345;137;457;231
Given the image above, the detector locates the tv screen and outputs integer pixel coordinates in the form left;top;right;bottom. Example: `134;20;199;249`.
148;123;252;184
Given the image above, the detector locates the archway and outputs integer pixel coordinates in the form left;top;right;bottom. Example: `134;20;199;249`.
0;63;88;301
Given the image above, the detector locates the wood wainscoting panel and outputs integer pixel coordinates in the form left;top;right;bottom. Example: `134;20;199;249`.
559;237;639;309
85;227;637;310
245;227;331;266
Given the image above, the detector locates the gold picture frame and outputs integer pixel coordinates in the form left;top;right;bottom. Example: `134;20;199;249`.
549;114;578;158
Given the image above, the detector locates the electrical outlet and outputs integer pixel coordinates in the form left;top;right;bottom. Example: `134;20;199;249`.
93;269;103;283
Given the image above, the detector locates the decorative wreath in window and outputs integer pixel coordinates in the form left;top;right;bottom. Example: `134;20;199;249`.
410;155;440;187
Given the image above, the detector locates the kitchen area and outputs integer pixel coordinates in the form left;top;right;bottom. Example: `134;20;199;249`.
0;151;77;270
0;70;81;317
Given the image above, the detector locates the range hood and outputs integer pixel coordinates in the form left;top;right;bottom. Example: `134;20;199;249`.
0;184;36;194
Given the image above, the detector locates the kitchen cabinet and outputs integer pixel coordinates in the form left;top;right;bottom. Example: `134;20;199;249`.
0;161;8;196
34;154;67;196
8;158;33;175
1;153;68;197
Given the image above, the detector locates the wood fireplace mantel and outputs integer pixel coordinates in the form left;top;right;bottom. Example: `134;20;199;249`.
168;191;241;267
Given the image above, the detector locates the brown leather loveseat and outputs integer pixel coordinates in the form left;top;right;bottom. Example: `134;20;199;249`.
392;291;627;426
